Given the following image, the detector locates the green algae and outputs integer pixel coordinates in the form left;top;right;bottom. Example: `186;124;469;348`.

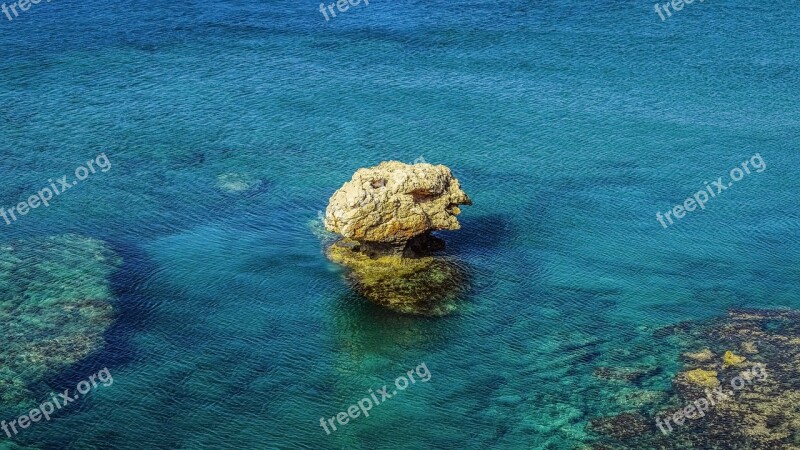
0;235;120;408
326;239;468;316
680;368;720;388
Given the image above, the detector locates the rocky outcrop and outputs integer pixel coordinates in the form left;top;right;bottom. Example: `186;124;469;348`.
325;161;471;249
682;348;714;362
323;161;472;315
589;309;800;449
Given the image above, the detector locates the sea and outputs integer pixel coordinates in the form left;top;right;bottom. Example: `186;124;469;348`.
0;0;798;448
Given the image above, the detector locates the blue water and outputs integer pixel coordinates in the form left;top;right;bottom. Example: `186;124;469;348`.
0;0;798;448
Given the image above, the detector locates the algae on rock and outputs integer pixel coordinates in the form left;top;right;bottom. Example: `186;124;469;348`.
326;239;468;316
723;350;746;367
680;368;720;388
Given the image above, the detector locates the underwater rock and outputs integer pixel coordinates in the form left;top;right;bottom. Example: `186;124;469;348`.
588;412;652;440
521;402;583;434
0;235;119;407
326;239;468;316
741;341;758;354
680;368;720;389
593;366;657;383
216;172;262;193
325;161;471;248
682;348;714;362
617;388;666;408
723;350;746;367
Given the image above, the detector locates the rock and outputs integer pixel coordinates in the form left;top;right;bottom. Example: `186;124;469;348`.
323;161;472;315
522;402;583;434
681;368;720;388
589;309;800;449
588;412;652;440
217;172;262;193
723;350;746;367
326;240;468;316
617;388;666;408
593;366;658;383
325;161;471;248
741;341;758;354
683;348;714;362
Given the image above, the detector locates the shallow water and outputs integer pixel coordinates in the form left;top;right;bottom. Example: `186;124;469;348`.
0;0;798;448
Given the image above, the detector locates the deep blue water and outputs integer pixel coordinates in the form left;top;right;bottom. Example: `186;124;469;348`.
0;0;798;448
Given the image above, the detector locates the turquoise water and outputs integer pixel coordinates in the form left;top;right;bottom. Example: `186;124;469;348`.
0;0;798;448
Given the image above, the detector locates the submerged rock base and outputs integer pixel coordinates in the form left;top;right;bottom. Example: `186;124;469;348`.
326;237;468;316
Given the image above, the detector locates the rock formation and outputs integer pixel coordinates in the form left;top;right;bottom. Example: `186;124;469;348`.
324;161;472;250
679;368;719;388
323;161;471;315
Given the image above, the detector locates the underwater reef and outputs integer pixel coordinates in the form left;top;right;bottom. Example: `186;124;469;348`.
323;161;471;316
0;235;119;409
588;309;800;449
